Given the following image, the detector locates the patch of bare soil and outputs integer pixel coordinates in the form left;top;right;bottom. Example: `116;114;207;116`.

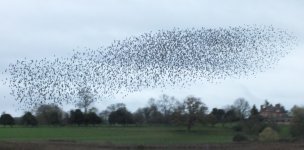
0;141;304;150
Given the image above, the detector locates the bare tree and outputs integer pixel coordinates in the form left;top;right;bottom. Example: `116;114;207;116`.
145;99;164;124
77;87;96;114
106;103;126;112
183;96;208;131
156;94;178;124
233;98;250;120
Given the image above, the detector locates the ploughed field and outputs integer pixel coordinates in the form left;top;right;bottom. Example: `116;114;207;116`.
0;141;304;150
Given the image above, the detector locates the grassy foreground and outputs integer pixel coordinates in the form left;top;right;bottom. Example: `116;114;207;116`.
0;125;235;144
0;125;301;150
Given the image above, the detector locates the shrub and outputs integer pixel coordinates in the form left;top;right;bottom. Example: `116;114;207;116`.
259;127;279;142
232;124;243;132
0;113;15;127
21;112;38;126
233;133;248;142
290;106;304;138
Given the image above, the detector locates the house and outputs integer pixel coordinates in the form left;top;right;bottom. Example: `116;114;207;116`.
259;103;291;124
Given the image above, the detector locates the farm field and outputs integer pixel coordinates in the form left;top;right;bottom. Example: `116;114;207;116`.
0;125;302;150
0;125;235;144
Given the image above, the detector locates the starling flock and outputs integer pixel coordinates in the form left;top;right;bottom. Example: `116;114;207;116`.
3;25;297;109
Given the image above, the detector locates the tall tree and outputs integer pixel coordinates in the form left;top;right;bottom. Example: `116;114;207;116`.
210;108;225;125
290;105;304;138
70;109;84;125
206;114;217;127
183;96;207;131
223;106;239;123
21;112;38;126
77;87;96;114
85;112;102;125
249;105;260;120
99;110;111;124
171;101;187;126
0;113;15;127
36;104;63;125
133;108;145;125
106;103;126;112
156;94;178;124
108;107;133;125
146;99;164;124
233;98;250;120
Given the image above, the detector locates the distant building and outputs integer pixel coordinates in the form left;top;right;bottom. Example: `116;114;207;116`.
259;103;291;124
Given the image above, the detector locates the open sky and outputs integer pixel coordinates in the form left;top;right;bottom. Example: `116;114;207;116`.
0;0;303;116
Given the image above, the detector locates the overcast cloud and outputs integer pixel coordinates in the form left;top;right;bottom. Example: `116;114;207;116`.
0;0;303;116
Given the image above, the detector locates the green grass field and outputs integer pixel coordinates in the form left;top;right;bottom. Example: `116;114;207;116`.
0;125;291;145
0;125;235;144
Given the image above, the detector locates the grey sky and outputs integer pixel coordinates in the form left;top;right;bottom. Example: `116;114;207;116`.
0;0;303;116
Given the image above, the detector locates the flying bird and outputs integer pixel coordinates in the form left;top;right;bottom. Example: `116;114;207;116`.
3;25;297;109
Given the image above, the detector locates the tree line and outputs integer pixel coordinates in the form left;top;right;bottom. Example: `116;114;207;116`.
1;94;304;139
